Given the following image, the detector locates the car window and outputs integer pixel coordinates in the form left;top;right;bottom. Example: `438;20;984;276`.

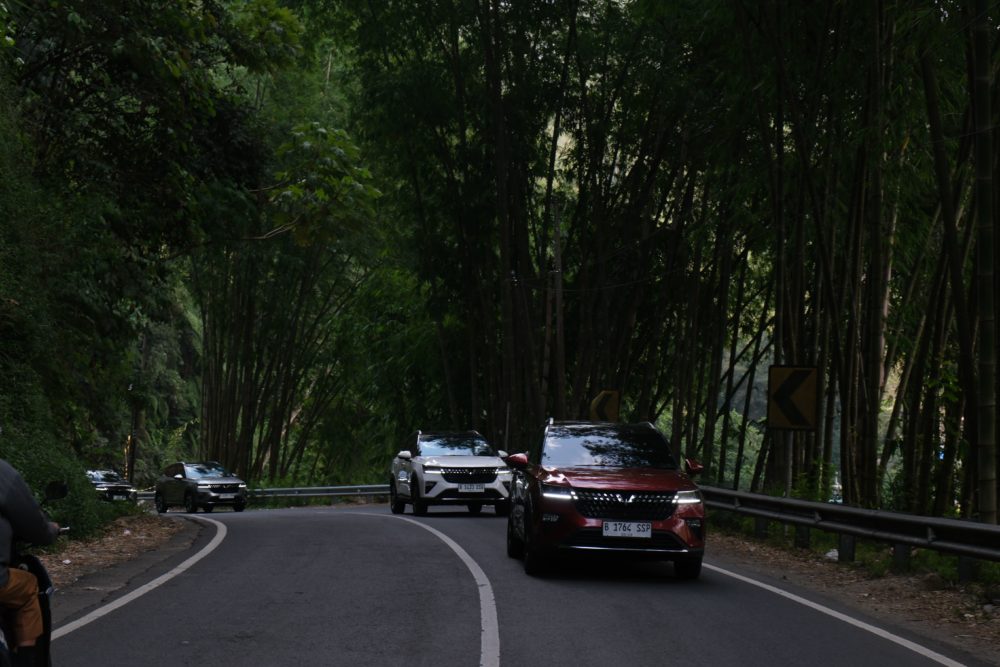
184;462;233;479
418;436;495;457
542;424;678;469
89;471;124;483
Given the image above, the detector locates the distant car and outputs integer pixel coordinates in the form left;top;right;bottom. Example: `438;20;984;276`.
154;461;248;513
505;420;706;578
86;470;138;502
389;430;511;516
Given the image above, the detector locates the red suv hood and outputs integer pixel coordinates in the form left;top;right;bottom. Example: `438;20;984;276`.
541;466;696;492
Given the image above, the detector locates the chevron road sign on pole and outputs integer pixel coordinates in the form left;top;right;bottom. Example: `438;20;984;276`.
767;366;818;430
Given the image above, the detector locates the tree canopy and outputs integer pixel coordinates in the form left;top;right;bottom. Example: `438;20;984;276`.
1;0;998;530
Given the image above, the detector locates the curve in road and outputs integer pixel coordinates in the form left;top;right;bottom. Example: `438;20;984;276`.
51;515;227;640
354;513;500;667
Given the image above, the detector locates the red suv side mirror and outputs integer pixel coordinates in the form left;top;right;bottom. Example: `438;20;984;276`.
506;452;529;469
685;458;704;476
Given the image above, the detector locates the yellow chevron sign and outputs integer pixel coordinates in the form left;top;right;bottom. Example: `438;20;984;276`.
767;366;818;430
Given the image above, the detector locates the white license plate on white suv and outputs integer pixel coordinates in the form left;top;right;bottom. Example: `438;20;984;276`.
458;484;484;493
218;493;236;499
602;521;651;538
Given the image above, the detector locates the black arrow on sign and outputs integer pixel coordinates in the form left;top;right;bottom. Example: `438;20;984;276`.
771;369;811;427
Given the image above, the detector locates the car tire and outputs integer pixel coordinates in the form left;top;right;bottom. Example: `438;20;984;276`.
522;499;548;576
468;503;482;515
203;504;214;513
234;500;246;512
411;478;427;516
523;539;548;576
506;513;524;559
495;500;510;517
674;557;702;580
154;493;168;514
184;492;198;513
389;482;405;514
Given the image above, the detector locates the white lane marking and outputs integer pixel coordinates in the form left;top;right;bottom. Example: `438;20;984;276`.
52;515;226;640
705;563;967;667
348;513;500;667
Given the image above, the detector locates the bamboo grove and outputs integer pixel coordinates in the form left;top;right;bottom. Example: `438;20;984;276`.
339;0;999;520
0;1;998;526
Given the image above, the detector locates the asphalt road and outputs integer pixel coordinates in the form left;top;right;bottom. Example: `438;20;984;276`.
50;506;993;667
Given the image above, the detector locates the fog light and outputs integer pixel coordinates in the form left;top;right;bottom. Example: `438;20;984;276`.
542;513;560;523
685;518;704;539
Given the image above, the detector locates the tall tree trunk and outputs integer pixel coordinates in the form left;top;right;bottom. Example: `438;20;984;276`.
972;0;997;523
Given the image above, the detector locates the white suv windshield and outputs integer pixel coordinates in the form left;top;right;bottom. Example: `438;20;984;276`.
419;436;494;457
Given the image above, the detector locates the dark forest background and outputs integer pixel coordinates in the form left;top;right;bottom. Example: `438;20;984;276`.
1;0;998;532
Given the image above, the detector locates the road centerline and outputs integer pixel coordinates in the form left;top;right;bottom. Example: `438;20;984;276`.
346;512;500;667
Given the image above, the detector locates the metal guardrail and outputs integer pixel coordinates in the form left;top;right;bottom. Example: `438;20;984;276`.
700;485;1000;563
252;485;390;498
136;484;390;502
137;482;1000;564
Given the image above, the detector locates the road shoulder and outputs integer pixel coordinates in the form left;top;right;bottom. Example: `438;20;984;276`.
49;515;203;627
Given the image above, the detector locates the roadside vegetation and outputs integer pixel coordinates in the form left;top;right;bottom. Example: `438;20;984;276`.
1;1;999;561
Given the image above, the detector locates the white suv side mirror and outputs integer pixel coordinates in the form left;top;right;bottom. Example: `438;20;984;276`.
397;450;412;461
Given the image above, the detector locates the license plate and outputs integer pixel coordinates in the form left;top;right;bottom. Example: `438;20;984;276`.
458;484;484;493
113;496;128;501
602;521;651;538
218;493;236;500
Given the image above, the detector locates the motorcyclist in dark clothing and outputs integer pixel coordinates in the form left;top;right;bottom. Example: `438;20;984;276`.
0;459;59;665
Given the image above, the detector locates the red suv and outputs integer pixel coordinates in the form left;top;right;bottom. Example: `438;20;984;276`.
505;420;706;578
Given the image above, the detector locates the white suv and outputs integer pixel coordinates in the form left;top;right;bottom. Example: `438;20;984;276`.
389;431;511;516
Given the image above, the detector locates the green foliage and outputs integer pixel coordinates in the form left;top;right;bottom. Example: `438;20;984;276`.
272;122;381;244
1;0;995;531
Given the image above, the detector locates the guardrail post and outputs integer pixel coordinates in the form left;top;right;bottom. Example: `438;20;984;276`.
794;525;810;549
838;534;855;563
958;556;978;583
891;543;910;572
754;517;769;539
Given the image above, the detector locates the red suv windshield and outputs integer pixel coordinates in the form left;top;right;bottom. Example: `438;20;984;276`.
542;424;678;470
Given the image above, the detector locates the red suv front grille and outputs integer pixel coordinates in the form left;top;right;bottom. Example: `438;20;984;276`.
573;490;677;521
565;528;688;550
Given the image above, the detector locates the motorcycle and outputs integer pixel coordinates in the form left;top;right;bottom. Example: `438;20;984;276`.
0;481;68;667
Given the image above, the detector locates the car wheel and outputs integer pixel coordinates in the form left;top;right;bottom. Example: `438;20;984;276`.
203;504;214;513
468;503;483;515
154;493;168;514
495;500;510;517
674;557;702;580
523;539;548;575
234;500;246;513
411;478;427;516
506;513;524;559
184;492;198;513
389;482;405;514
522;499;548;575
